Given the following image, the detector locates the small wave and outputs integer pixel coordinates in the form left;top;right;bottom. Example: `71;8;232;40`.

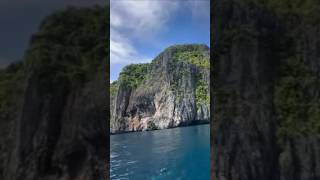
160;168;167;173
110;153;119;159
126;160;137;165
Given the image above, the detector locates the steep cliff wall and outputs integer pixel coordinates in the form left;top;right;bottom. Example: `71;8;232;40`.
0;7;108;180
0;62;24;179
110;44;210;133
212;0;320;180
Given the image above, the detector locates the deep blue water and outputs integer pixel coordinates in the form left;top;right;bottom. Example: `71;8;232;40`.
110;124;210;180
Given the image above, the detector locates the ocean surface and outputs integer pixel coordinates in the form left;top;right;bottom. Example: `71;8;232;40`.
110;124;210;180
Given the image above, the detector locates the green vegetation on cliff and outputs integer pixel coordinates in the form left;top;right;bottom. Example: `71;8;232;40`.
110;81;119;97
237;0;320;24
195;77;209;106
174;51;209;69
0;6;108;110
170;44;209;69
118;63;150;89
0;62;24;120
268;0;320;22
166;44;208;53
275;57;320;141
25;6;107;93
169;45;210;105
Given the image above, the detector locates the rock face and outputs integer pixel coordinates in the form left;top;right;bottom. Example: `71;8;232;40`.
9;63;108;180
0;7;108;180
110;44;210;133
212;0;320;180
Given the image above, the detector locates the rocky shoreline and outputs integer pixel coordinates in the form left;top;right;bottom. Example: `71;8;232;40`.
110;121;210;135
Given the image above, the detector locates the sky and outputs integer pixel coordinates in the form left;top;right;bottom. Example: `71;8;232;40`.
0;0;106;68
110;0;210;82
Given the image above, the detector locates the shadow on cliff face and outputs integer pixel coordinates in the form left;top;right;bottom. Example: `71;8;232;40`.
212;0;320;180
0;6;109;180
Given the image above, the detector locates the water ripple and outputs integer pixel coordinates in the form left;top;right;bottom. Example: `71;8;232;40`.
110;124;209;180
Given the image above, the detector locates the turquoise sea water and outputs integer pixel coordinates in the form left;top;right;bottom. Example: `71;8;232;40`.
110;124;210;180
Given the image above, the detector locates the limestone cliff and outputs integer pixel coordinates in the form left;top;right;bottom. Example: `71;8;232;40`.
0;7;108;180
110;44;210;133
212;0;320;180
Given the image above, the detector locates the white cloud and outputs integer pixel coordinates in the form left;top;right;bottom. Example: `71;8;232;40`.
110;0;179;65
110;38;151;65
110;29;151;65
110;0;209;66
110;11;122;28
111;0;179;37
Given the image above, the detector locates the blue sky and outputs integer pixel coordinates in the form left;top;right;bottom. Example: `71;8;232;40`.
110;0;210;82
